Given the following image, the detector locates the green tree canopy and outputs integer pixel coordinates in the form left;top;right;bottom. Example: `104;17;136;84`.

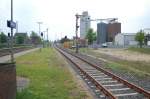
86;28;96;44
30;31;41;45
0;32;7;43
135;30;145;48
30;31;38;37
16;35;24;44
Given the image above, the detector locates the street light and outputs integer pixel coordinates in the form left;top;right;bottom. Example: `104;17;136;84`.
46;28;49;47
37;22;43;49
37;22;43;36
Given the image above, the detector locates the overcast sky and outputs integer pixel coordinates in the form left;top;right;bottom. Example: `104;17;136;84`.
0;0;150;41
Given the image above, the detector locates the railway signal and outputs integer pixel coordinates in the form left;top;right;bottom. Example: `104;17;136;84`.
75;13;83;53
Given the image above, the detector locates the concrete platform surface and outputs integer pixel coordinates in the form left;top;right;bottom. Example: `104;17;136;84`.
0;48;39;63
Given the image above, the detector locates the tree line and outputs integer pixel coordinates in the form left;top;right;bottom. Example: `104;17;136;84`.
0;31;42;47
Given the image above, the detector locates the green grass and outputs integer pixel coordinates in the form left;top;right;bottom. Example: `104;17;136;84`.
78;48;90;53
16;48;87;99
128;47;150;54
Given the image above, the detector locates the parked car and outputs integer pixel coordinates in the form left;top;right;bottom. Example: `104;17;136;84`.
102;43;107;48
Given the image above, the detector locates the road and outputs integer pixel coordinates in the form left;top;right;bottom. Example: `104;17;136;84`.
0;48;39;63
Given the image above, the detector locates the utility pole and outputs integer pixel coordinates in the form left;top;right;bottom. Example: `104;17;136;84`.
10;0;14;62
46;28;49;47
37;22;43;49
37;22;43;36
46;28;48;41
16;21;18;33
75;13;80;53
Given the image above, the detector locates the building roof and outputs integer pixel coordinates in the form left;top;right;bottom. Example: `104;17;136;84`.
14;33;27;37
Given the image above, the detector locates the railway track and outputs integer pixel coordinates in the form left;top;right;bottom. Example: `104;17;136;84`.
0;46;33;57
55;46;150;99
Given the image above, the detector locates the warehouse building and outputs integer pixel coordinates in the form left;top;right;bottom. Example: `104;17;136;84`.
115;33;138;46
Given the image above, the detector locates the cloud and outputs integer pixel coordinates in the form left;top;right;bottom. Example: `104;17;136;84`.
0;0;150;40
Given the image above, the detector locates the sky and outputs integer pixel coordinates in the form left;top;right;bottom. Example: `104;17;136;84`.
0;0;150;41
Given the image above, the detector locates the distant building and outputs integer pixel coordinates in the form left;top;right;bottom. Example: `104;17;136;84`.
80;11;91;39
97;22;108;44
115;33;138;46
96;21;121;44
14;33;28;44
107;22;121;42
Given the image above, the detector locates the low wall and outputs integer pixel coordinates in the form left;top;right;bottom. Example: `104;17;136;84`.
0;63;16;99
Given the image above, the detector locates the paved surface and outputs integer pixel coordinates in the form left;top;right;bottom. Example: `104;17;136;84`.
17;76;30;92
0;48;39;63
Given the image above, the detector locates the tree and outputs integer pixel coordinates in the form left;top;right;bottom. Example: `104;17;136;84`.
16;35;24;44
86;28;96;44
135;30;145;48
31;31;38;37
30;31;41;45
0;32;7;43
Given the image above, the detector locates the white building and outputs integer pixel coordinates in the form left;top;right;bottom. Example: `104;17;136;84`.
80;11;91;39
115;33;138;46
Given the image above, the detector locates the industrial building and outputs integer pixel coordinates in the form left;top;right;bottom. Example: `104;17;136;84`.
115;33;138;46
80;11;91;39
97;21;121;44
107;22;121;42
97;22;108;44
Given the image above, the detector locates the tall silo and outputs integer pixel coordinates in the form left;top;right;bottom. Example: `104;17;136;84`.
97;22;108;44
80;11;91;39
107;22;121;42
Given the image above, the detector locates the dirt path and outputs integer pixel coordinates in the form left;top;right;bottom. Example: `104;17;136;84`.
94;48;150;62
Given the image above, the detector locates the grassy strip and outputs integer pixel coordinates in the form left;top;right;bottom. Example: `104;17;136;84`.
127;47;150;54
16;48;87;99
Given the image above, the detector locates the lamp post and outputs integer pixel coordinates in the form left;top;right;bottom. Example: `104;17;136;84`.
10;0;14;62
37;22;43;49
46;28;49;47
37;22;43;36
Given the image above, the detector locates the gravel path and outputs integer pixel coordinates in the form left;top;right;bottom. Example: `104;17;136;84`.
0;48;39;63
94;48;150;62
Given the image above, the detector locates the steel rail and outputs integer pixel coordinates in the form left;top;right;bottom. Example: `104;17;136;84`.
55;46;117;99
59;47;150;98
